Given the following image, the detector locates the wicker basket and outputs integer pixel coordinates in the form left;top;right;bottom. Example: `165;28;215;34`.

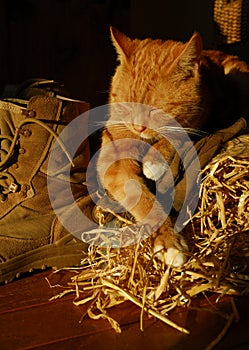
214;0;249;44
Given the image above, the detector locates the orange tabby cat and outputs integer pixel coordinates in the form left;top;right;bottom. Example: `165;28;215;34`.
97;27;249;266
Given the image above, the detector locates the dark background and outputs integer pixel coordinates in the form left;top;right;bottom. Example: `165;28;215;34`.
0;0;248;107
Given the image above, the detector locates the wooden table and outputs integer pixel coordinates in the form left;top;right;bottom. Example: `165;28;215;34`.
0;269;248;350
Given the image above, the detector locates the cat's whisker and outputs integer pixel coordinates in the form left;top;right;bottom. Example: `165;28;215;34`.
88;118;126;127
97;89;110;94
105;120;131;131
91;120;208;139
105;120;127;125
91;121;108;127
156;126;208;137
184;128;209;137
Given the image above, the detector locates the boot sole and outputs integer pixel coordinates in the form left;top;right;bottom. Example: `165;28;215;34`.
0;234;88;284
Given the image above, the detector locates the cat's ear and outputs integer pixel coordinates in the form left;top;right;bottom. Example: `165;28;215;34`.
177;32;202;76
110;27;133;61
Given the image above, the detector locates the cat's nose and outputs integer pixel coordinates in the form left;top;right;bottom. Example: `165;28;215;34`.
133;124;146;133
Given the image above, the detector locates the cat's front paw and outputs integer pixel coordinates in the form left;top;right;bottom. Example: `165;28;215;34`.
154;245;186;267
143;160;168;181
153;231;188;268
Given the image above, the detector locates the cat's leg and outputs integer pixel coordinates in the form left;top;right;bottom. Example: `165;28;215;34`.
142;138;174;182
142;139;189;266
143;139;174;181
142;138;182;194
98;149;187;267
153;228;188;267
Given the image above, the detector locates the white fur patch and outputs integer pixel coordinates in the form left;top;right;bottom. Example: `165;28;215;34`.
166;247;185;267
143;160;167;181
154;245;185;268
153;244;165;262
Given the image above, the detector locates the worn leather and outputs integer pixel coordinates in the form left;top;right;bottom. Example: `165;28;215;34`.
0;92;92;262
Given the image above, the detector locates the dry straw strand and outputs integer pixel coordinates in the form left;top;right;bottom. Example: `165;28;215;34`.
47;136;249;338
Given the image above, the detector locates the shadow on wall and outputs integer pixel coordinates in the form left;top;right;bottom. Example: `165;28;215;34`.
1;0;248;107
0;0;130;107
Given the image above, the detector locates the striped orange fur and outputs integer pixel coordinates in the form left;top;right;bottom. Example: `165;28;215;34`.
97;27;249;267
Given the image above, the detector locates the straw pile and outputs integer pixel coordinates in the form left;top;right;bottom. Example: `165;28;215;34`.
47;135;249;335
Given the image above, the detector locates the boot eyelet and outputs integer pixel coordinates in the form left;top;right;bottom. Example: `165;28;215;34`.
27;110;36;117
22;129;32;137
11;163;19;170
19;148;26;154
9;183;19;193
21;109;36;118
19;184;30;198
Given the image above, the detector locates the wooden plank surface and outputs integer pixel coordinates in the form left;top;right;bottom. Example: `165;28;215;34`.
0;269;248;350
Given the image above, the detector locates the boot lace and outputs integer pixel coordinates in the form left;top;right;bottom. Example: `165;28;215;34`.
0;117;74;202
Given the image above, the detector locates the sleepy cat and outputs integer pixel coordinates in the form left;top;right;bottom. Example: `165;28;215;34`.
96;27;249;267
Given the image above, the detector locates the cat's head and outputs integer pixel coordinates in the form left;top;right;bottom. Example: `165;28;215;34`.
109;27;206;140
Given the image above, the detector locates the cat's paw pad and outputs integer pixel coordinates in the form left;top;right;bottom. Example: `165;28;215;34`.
153;245;186;268
143;160;167;181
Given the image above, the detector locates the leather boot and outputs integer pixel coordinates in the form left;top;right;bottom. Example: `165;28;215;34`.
0;86;95;283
